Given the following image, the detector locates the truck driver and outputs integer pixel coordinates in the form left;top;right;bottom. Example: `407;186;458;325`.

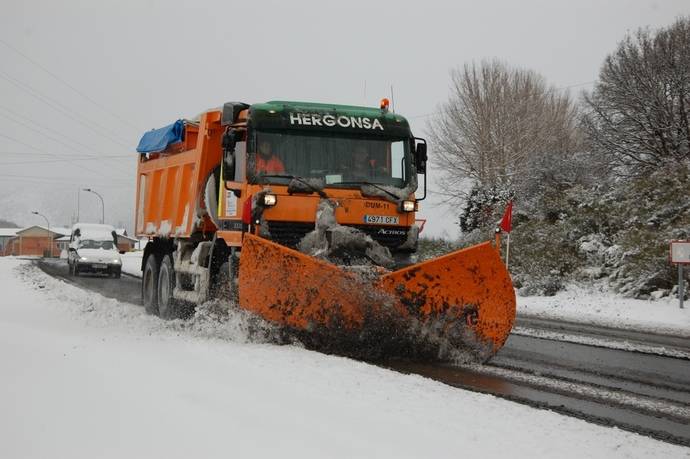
256;140;285;174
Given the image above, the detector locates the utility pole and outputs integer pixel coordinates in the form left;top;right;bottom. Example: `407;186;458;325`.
83;188;104;224
31;211;51;258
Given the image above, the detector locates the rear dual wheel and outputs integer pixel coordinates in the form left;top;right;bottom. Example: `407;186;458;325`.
142;252;189;319
142;255;159;314
157;255;178;320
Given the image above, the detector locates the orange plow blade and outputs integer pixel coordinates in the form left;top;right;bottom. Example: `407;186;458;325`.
380;241;516;357
238;234;515;361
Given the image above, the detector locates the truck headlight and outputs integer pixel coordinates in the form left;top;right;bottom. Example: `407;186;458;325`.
79;257;88;261
263;194;277;206
401;200;415;212
112;259;121;264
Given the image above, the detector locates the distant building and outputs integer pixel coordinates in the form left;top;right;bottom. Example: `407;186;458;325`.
56;235;71;256
115;229;138;252
2;226;68;257
0;228;19;254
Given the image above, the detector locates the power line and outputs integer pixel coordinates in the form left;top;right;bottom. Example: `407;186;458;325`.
0;37;142;134
558;80;596;90
0;104;130;159
0;69;135;150
1;155;130;166
0;108;132;176
0;151;126;158
0;173;131;185
0;131;128;180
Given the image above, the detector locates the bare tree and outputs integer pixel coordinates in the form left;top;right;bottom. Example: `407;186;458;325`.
428;60;580;207
583;17;690;175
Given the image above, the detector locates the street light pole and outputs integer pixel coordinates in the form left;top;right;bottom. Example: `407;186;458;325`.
31;211;51;258
83;188;105;224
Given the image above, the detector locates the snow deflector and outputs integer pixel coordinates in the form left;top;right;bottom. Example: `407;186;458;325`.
238;234;515;360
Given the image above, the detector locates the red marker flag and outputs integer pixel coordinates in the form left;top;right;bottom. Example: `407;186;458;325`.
499;201;513;233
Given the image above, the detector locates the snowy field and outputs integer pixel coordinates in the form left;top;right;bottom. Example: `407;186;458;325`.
518;286;690;337
1;257;688;458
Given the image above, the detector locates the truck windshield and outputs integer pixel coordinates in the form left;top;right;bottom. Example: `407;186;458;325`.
252;131;411;188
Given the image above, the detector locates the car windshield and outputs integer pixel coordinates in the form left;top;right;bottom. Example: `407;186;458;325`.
80;240;114;250
252;131;411;188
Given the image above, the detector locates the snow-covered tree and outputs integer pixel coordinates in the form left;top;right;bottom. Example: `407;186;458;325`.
458;183;513;233
583;17;690;176
427;60;581;208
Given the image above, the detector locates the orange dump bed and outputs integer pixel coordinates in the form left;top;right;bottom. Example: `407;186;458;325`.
135;111;223;238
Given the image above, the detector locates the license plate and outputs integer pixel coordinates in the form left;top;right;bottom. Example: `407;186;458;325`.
92;263;106;269
363;215;399;225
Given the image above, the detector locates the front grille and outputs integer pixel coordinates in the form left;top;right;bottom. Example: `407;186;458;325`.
266;221;409;250
267;221;314;249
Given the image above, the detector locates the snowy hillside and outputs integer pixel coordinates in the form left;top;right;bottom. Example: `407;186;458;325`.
0;257;686;459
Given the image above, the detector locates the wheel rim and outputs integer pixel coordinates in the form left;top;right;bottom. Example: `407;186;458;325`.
144;267;153;305
159;265;170;311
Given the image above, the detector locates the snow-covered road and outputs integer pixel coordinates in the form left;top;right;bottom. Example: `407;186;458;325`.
1;257;688;458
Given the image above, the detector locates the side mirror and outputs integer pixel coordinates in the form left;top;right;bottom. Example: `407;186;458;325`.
223;150;235;182
111;230;118;244
221;101;250;126
222;129;238;154
414;138;427;174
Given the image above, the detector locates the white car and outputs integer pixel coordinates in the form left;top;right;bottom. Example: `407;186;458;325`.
67;223;122;278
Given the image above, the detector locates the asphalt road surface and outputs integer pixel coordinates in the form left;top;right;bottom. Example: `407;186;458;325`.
38;258;141;305
37;258;690;446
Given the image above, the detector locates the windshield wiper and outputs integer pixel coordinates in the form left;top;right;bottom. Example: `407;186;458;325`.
329;181;400;201
259;174;328;199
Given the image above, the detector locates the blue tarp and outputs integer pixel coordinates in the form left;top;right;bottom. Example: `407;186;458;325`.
136;120;185;153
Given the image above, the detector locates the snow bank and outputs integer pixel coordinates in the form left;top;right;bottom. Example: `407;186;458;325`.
120;251;143;277
0;257;686;458
518;285;690;337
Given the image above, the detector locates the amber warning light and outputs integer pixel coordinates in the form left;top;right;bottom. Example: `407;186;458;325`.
380;98;390;111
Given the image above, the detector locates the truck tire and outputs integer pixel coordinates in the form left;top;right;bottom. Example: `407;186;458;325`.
157;254;178;320
142;254;159;315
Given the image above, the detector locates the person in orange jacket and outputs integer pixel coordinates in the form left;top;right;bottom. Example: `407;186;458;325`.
256;140;285;174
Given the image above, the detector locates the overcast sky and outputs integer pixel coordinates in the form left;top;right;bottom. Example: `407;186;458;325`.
0;0;688;237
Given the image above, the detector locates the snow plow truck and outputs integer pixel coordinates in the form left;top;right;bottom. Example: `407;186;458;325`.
134;99;515;361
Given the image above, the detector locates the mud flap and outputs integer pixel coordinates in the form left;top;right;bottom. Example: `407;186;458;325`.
239;234;515;360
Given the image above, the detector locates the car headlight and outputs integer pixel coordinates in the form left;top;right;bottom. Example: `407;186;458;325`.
263;194;277;206
112;259;121;264
401;200;416;212
79;257;88;261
